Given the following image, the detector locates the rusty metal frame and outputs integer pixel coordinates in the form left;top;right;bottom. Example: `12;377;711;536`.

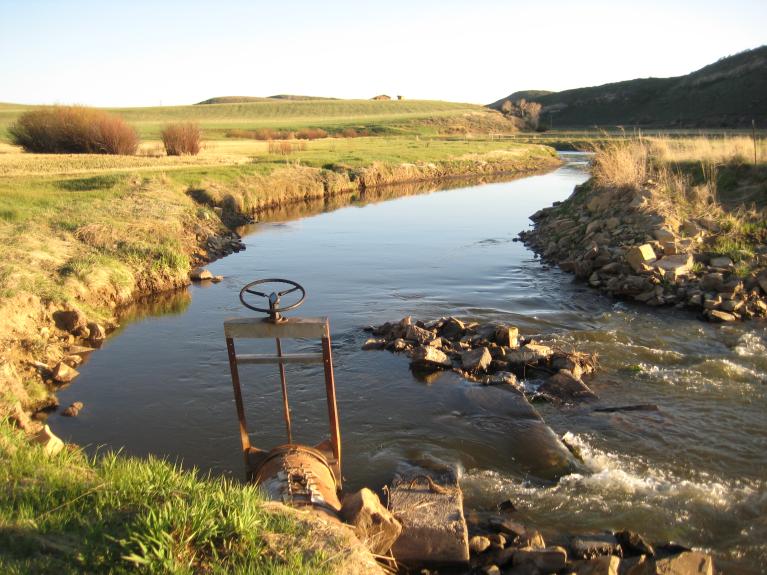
224;317;342;486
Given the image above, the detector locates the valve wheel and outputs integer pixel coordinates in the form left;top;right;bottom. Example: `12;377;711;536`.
239;278;306;322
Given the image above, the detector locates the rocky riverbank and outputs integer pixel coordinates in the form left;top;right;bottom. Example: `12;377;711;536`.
518;179;767;322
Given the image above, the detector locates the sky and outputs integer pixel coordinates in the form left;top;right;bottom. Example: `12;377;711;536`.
1;0;765;107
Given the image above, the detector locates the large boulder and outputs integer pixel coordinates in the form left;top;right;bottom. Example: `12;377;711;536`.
570;533;622;559
461;347;492;372
53;308;88;336
538;370;598;402
512;546;568;572
52;362;79;384
340;488;402;555
438;317;465;340
494;325;520;348
32;425;64;456
655;551;713;575
654;254;693;278
571;555;621;575
410;347;451;371
625;245;656;273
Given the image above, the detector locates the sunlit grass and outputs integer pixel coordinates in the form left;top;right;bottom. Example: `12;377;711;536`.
0;420;335;574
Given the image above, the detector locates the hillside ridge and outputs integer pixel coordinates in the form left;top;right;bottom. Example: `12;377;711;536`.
489;45;767;128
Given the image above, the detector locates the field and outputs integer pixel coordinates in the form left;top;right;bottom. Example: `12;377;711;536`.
0;99;518;141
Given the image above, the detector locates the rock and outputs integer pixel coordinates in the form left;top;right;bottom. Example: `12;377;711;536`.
570;533;622;559
211;275;224;283
52;362;79;384
387;338;410;352
505;347;550;366
551;353;583;379
494;325;520;348
620;555;656;575
707;310;737;322
53;309;88;335
469;535;492;554
709;256;733;268
719;299;743;313
654;254;693;277
410;347;452;371
625;245;657;273
361;338;386;350
461;347;492;372
700;272;724;291
62;401;84;417
538;370;598;402
390;465;469;564
86;322;106;341
615;530;654;557
653;228;676;242
481;565;501;575
340;488;402;555
438;317;465;340
482;371;521;390
405;324;435;345
487;516;527;539
757;271;767;294
189;267;213;281
655;551;713;575
512;546;568;572
571;555;621;575
31;425;64;456
680;221;703;237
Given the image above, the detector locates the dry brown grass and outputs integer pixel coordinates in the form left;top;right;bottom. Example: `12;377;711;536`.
267;140;307;155
648;136;765;165
591;138;649;189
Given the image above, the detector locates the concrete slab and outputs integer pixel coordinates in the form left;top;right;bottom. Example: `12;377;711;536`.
390;462;470;565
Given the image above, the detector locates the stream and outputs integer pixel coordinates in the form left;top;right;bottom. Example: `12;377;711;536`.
54;153;767;573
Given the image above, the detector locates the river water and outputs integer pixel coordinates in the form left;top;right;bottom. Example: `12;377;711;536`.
55;154;766;573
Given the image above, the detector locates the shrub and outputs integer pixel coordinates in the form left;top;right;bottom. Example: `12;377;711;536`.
226;128;302;140
9;106;138;154
295;128;328;140
160;122;201;156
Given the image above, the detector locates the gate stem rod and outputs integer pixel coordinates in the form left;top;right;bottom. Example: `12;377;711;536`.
275;337;293;444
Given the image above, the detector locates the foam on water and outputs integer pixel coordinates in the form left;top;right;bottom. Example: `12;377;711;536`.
461;433;767;567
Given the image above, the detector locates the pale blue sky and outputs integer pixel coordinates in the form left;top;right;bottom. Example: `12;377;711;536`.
1;0;765;106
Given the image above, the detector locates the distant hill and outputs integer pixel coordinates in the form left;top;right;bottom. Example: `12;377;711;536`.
197;95;337;105
489;46;767;128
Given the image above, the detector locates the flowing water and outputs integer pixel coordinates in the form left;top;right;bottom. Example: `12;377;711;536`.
54;154;766;573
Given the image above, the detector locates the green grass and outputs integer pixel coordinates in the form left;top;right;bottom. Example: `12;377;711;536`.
0;421;336;574
0;99;512;142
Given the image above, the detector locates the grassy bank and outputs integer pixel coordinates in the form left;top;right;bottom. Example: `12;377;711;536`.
0;420;380;574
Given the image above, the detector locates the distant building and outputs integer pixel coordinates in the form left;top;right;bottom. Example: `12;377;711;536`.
372;94;391;101
397;95;404;100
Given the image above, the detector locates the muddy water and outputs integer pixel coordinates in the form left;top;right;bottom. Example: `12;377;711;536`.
55;154;766;572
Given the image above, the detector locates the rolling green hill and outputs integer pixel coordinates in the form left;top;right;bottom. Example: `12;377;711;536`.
0;99;517;141
490;45;767;128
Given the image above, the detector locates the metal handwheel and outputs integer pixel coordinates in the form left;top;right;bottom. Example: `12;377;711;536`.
239;278;306;322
